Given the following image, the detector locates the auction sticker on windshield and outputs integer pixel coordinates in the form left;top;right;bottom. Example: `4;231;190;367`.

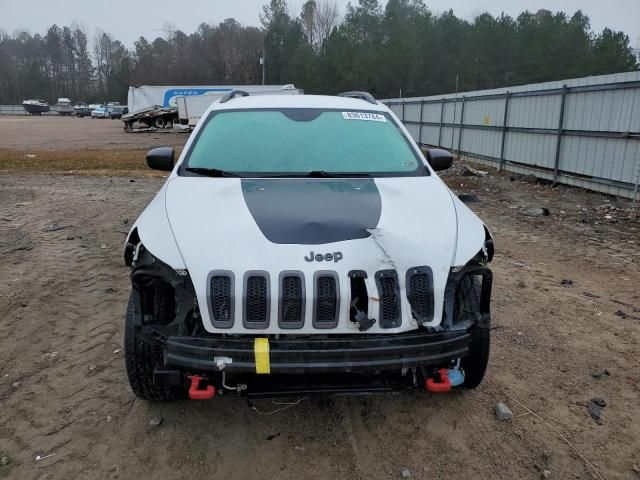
342;112;387;122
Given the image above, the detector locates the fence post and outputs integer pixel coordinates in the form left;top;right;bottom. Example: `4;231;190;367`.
418;99;424;145
633;157;640;209
401;101;406;123
499;91;511;171
457;96;466;156
553;85;568;183
437;98;445;147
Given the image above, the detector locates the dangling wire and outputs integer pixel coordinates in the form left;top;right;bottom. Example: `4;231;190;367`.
248;396;309;415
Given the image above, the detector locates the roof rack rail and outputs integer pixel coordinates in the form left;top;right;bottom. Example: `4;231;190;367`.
337;91;377;105
219;90;250;104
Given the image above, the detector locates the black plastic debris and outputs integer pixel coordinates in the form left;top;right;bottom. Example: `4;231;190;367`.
354;311;376;332
458;193;481;203
587;398;606;422
614;310;640;321
591;370;610;380
582;291;600;298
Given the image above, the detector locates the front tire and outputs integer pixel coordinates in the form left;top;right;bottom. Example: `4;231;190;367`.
455;276;490;388
124;291;184;401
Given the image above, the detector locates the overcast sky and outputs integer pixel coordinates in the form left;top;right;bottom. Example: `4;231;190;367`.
2;0;640;48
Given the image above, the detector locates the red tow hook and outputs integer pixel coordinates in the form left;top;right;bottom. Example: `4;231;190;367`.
425;368;452;393
188;375;216;400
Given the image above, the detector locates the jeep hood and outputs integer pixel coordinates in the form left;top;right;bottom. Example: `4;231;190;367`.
161;175;483;333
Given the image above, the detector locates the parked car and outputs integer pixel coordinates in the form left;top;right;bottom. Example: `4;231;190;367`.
91;105;108;118
108;105;125;119
123;91;494;401
73;103;91;117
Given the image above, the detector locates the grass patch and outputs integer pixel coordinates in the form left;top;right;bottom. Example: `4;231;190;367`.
0;148;182;176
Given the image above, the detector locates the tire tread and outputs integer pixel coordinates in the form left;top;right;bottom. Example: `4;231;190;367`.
124;292;184;401
456;276;490;389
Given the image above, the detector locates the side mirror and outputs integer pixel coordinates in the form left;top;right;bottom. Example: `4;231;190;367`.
146;147;174;171
426;148;454;171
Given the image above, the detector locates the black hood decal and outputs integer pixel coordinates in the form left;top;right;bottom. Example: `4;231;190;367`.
241;179;382;245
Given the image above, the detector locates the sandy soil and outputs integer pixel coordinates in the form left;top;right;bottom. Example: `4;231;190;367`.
0;118;639;480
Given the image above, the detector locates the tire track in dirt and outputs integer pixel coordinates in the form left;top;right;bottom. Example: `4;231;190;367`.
0;177;145;478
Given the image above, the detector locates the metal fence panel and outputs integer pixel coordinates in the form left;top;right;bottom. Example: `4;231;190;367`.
422;103;442;123
439;126;459;150
403;103;421;123
462;98;503;127
405;123;421;141
0;105;60;115
508;94;561;129
0;105;28;115
561;136;640;184
462;128;502;159
506;132;557;169
563;88;640;132
384;71;640;199
442;101;458;124
421;125;440;145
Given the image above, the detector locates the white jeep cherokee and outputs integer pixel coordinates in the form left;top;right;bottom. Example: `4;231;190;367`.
123;91;494;400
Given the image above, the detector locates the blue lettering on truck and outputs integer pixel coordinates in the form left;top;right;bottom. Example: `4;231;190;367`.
162;88;233;107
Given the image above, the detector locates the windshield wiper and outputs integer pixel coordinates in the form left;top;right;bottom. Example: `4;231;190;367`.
264;171;373;178
186;168;372;178
185;167;242;178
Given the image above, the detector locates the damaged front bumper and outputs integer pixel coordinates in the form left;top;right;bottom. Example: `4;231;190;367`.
159;329;471;375
128;243;492;397
147;327;472;397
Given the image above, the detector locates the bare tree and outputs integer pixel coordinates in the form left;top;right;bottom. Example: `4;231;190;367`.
314;0;339;48
300;0;338;50
93;30;112;95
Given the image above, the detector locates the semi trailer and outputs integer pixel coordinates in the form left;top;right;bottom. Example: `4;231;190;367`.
123;84;301;131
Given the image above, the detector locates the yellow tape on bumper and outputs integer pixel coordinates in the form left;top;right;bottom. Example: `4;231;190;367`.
254;337;270;374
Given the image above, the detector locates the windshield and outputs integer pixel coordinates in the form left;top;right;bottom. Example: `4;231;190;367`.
182;109;426;177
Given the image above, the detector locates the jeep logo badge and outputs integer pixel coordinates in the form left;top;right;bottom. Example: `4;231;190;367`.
304;251;343;263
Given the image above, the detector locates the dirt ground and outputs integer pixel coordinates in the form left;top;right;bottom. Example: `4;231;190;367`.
0;117;639;480
0;116;186;177
0;116;187;151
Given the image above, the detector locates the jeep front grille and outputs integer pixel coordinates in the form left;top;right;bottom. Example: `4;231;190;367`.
208;272;234;328
207;268;432;330
407;267;434;323
243;272;270;328
313;272;339;328
376;270;401;328
279;272;305;328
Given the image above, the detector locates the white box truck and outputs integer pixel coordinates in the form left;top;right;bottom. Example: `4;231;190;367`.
124;84;301;130
176;85;303;127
